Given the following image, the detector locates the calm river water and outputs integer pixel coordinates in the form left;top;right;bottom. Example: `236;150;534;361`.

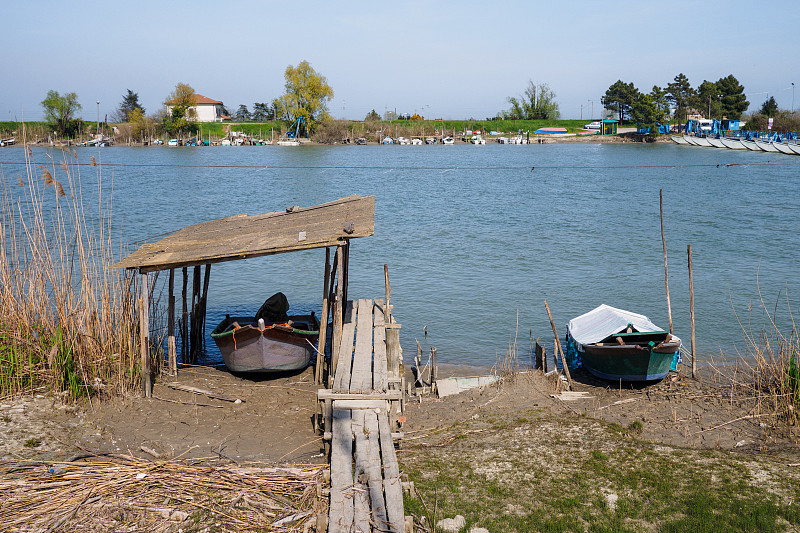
4;142;800;367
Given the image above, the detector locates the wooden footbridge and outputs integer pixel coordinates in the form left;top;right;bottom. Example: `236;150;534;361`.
115;195;407;532
319;297;405;532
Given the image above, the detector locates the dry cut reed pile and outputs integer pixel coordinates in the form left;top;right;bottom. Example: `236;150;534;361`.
0;455;326;532
0;145;144;399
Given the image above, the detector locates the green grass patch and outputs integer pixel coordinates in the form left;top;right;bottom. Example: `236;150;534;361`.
400;416;800;533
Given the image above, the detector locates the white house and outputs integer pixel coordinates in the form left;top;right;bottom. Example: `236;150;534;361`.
165;94;229;122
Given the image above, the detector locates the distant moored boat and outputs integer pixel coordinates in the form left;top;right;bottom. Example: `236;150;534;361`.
754;139;778;152
719;138;746;149
772;141;798;155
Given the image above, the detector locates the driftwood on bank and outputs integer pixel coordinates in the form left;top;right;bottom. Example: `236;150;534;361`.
166;382;245;403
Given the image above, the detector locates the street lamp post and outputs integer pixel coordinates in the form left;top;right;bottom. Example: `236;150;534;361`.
96;100;100;134
792;83;795;114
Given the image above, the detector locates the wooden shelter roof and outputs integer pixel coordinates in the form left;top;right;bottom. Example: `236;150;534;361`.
114;195;374;273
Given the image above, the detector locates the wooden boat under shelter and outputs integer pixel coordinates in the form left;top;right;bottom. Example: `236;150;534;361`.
114;194;409;531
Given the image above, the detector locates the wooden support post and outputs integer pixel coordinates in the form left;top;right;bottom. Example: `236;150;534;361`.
384;264;392;322
325;249;339;386
545;299;572;390
316;247;331;386
430;347;437;395
535;341;545;371
140;271;151;397
181;267;188;363
329;244;344;388
688;244;696;379
168;269;176;376
660;189;674;335
342;240;350;308
201;264;211;345
383;264;401;386
191;266;201;364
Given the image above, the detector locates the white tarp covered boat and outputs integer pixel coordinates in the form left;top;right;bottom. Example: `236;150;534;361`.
565;304;681;382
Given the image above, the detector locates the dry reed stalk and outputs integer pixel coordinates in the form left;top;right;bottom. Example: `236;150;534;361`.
0;456;326;532
0;144;149;399
706;282;800;435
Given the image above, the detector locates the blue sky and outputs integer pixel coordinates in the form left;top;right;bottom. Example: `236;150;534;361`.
3;1;798;122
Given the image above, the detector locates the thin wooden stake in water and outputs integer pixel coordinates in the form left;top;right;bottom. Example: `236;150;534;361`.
544;299;572;390
688;244;697;379
660;189;673;334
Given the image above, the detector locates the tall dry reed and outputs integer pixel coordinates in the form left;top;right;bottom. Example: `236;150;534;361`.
0;142;142;399
709;286;800;433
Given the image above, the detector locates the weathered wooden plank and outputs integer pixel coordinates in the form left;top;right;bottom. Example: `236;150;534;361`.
328;409;354;533
363;410;389;530
318;390;403;401
115;195;375;272
333;300;356;391
373;299;388;391
349;299;374;392
378;413;404;532
333;399;389;410
351;410;370;533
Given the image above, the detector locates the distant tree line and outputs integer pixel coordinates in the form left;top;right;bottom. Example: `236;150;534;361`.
601;73;749;126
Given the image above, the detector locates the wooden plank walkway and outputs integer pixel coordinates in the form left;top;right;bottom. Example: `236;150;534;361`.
324;299;404;533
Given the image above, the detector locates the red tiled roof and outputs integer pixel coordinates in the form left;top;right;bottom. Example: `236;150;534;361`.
193;94;222;105
166;93;222;105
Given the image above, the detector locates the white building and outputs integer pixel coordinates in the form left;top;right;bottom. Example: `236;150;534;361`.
166;94;229;122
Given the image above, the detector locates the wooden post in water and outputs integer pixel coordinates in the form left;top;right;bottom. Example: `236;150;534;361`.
535;341;545;371
325;249;339;386
316;248;331;385
660;189;674;335
191;266;201;364
384;265;401;378
688;244;697;379
140;271;151;397
201;264;211;345
181;267;188;362
545;299;572;389
168;269;177;376
342;240;350;309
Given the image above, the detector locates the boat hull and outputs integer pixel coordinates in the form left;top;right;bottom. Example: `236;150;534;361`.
706;138;726;148
671;135;689;145
740;139;762;151
772;142;798;155
754;139;778;152
719;138;746;149
692;137;713;147
580;342;681;381
788;143;800;155
211;316;317;373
